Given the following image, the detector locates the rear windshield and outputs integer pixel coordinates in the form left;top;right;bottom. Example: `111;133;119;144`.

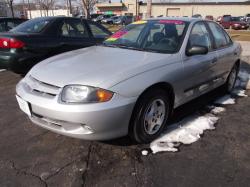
11;18;51;33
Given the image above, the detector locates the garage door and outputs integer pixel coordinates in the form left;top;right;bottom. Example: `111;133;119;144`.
167;8;181;17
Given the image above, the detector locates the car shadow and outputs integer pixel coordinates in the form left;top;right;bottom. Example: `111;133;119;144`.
101;60;250;147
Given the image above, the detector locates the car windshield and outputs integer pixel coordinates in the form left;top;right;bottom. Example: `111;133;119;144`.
11;18;50;33
231;17;241;21
103;20;189;54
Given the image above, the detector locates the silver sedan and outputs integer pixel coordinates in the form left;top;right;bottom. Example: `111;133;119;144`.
16;18;241;143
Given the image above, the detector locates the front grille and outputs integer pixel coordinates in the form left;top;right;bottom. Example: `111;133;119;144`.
25;75;61;97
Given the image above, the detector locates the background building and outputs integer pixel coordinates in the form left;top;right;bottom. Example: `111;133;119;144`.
96;0;250;18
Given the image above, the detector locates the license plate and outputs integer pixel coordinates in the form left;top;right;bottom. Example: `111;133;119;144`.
16;95;31;116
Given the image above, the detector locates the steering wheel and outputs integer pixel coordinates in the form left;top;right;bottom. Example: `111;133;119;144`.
158;38;177;49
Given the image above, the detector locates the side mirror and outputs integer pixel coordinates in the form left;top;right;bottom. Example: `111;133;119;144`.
186;45;208;56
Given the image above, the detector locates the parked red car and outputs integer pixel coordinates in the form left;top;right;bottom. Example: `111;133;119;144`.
220;16;249;30
205;15;214;21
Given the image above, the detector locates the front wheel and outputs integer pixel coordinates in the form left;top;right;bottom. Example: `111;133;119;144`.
224;64;238;93
129;89;171;143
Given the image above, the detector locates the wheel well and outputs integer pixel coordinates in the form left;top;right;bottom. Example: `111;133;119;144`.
131;82;175;118
128;82;175;135
235;59;240;71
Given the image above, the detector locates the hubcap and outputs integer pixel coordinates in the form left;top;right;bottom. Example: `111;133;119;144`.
143;99;166;135
228;68;237;91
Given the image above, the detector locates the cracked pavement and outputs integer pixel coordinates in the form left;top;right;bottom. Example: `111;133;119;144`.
0;61;250;187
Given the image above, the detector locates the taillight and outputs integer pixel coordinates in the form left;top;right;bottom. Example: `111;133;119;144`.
0;38;25;49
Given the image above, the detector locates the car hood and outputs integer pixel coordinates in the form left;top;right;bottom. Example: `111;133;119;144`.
29;46;178;89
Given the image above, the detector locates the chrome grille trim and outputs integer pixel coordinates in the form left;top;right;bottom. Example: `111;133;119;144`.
25;75;61;96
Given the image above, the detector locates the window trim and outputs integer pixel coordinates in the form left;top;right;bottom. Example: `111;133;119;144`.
87;20;112;39
205;21;233;50
59;19;90;39
185;21;214;55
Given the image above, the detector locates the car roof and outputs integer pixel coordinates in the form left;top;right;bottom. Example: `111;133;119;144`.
29;16;89;22
147;17;201;23
0;17;27;20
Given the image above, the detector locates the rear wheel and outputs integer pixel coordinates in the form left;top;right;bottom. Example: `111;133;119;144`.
129;89;171;143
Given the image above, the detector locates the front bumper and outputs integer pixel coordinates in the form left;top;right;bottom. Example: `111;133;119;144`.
16;79;137;140
232;25;249;29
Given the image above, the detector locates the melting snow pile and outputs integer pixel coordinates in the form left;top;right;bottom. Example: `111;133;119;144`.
236;70;250;89
150;114;219;153
143;70;250;155
214;95;235;105
0;69;5;72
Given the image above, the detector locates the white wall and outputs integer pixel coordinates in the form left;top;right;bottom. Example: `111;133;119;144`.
27;9;72;19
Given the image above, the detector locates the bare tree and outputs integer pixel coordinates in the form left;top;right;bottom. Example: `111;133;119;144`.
81;0;96;19
5;0;15;17
38;0;55;16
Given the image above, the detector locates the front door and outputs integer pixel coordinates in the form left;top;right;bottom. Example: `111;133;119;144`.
181;21;217;101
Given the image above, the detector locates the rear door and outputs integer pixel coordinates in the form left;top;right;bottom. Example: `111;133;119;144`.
57;18;95;52
182;21;217;98
206;21;237;83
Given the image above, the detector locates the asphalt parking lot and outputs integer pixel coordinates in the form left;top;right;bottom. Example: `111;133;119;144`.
0;60;250;186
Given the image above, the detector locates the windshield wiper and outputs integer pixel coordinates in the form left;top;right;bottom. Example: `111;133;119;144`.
114;44;145;51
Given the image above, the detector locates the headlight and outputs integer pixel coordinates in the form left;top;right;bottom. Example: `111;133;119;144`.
61;85;114;103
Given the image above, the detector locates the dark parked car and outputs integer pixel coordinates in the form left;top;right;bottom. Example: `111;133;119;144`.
0;17;27;32
90;13;103;21
101;16;120;24
220;16;249;30
113;16;134;25
93;14;115;23
0;16;112;74
192;14;202;19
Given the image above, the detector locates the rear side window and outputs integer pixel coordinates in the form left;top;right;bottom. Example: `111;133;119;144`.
11;19;50;33
60;20;89;38
188;22;212;50
89;22;110;39
207;22;228;48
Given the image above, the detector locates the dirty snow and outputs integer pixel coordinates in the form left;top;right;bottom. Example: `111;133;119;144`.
236;70;250;89
232;89;248;97
150;114;218;153
214;95;235;105
0;69;5;72
148;70;249;154
210;106;226;115
141;150;149;156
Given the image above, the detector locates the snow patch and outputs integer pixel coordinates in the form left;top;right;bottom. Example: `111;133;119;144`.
150;114;218;153
232;89;248;97
141;150;149;156
0;69;6;72
210;106;226;114
236;70;250;89
214;95;235;105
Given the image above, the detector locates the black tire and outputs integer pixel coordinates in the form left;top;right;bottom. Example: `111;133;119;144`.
224;64;239;93
129;89;171;144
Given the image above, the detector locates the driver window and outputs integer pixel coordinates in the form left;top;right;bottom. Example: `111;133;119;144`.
188;22;212;51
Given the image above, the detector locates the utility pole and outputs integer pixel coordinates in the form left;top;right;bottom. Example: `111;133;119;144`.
146;0;151;18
